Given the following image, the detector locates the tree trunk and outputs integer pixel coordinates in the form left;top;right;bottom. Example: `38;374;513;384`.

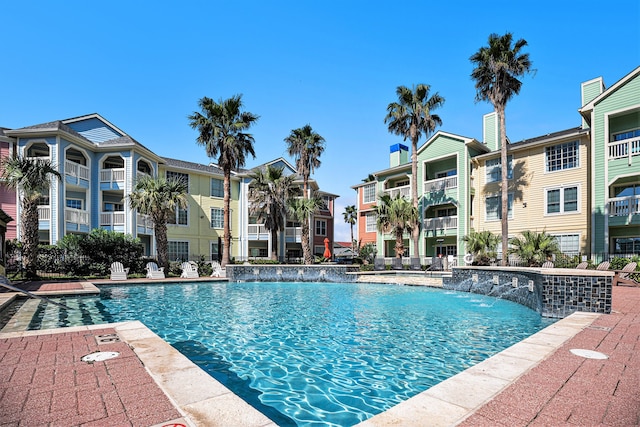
498;106;509;267
222;170;232;268
154;220;169;270
270;228;278;261
411;133;420;259
302;220;312;264
21;199;39;278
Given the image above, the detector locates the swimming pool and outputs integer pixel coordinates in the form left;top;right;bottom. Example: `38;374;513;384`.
9;281;554;426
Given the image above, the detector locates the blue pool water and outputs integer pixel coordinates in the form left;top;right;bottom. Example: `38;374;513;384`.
21;281;554;426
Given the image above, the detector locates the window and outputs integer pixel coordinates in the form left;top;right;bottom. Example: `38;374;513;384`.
315;220;326;236
211;178;224;198
66;199;82;210
612;128;640;141
546;186;578;214
613;237;640;254
104;202;123;212
211;241;224;260
436;169;457;178
553;234;580;255
168;241;189;262
169;206;188;225
166;171;189;193
211;207;226;229
485;193;513;220
365;212;377;233
314;245;325;256
613;184;640;198
545;141;579;172
38;195;50;206
435;207;457;217
396;179;410;187
363;184;376;204
485;156;513;183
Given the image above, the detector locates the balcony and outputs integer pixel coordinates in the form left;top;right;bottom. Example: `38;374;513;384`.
100;168;125;190
383;185;410;199
65;160;90;180
64;208;89;225
136;213;154;234
608;136;640;163
424;176;458;193
424;215;458;231
285;227;302;243
609;196;640;228
38;205;50;220
100;211;125;227
248;224;269;240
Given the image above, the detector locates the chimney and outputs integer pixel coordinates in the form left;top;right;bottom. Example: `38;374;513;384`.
482;112;500;151
580;77;605;129
390;143;408;167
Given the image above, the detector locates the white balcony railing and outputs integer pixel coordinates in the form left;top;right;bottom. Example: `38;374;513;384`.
248;224;269;238
609;195;640;217
383;185;411;199
100;211;125;226
608;136;640;162
424;215;458;230
285;227;302;242
424;175;458;193
137;213;153;229
38;205;50;220
65;208;89;225
100;168;125;183
65;160;90;180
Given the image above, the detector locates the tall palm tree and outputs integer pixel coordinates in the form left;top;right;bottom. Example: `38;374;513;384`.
343;205;357;254
373;193;418;259
508;230;559;267
284;124;325;199
462;230;500;265
287;196;323;264
188;95;259;267
385;84;444;259
248;165;296;261
0;155;61;277
470;32;533;266
127;175;188;270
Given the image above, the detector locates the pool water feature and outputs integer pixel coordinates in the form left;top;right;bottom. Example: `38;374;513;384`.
6;282;555;426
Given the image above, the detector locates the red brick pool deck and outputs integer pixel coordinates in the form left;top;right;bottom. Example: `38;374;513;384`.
0;280;638;426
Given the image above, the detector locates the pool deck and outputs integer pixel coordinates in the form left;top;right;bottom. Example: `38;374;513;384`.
0;277;638;426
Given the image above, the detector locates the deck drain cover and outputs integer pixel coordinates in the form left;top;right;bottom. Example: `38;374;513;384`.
570;349;608;359
81;351;120;363
95;333;121;344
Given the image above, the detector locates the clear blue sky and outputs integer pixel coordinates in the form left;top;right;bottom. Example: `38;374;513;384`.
2;1;639;241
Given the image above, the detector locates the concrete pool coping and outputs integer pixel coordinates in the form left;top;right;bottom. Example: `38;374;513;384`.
1;278;635;426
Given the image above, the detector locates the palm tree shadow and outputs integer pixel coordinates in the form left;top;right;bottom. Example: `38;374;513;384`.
481;159;530;203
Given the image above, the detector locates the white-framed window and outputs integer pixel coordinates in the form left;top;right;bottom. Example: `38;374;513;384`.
545;141;579;172
210;207;229;229
436;207;457;217
169;206;188;225
553;234;580;255
167;171;189;193
485;156;513;183
613;237;640;254
485;193;513;220
315;219;326;236
363;184;376;204
436;169;457;178
365;212;377;233
104;202;123;212
168;241;189;262
211;178;224;198
66;199;82;210
545;185;579;214
612;128;640;141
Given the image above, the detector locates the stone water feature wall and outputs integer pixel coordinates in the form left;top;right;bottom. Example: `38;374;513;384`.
226;264;359;283
443;266;613;318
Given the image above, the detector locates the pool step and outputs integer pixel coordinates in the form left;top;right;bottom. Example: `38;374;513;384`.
1;299;40;333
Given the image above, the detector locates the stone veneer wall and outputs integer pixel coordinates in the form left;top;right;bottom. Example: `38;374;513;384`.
442;266;613;318
226;264;360;283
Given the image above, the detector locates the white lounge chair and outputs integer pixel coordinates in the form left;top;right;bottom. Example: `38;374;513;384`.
211;261;223;277
541;261;554;268
146;262;165;279
181;261;199;278
110;262;129;281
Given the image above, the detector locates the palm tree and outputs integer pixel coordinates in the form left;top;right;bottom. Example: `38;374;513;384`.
188;95;259;267
462;230;500;266
284;124;325;199
287;196;323;264
385;84;444;259
508;230;559;267
127;175;188;270
373;193;418;259
248;165;296;261
343;205;357;255
470;33;533;266
0;155;61;277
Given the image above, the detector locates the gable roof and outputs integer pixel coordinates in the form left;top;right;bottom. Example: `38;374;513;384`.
163;157;225;176
579;66;640;123
417;130;489;155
